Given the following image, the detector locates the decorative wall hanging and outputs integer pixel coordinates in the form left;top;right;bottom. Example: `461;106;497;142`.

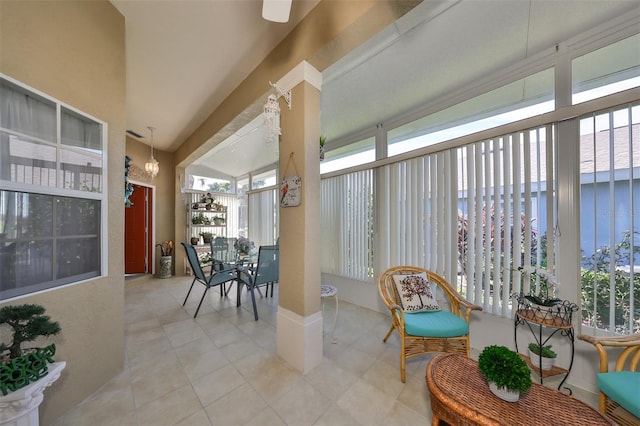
280;152;301;207
263;81;291;145
125;155;134;207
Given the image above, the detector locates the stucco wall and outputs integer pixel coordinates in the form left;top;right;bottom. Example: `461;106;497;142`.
0;1;126;423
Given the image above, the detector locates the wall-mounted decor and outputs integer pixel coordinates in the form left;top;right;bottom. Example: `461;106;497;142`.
280;152;301;207
125;155;134;207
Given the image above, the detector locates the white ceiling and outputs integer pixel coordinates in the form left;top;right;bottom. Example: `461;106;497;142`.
113;0;639;179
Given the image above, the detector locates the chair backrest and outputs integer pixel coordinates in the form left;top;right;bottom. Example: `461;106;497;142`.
378;265;460;315
210;237;234;263
182;242;207;282
254;245;279;286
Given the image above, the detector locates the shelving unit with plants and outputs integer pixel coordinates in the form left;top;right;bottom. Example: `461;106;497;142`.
185;191;227;274
513;291;579;393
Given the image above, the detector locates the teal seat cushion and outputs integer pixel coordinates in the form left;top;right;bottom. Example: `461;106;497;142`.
597;371;640;419
404;310;468;338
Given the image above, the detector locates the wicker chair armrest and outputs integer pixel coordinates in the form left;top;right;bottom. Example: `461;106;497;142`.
578;333;640;373
578;334;640;348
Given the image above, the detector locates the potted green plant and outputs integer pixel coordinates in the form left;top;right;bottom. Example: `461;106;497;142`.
319;135;326;160
527;343;557;371
478;345;532;402
0;304;62;396
199;231;213;243
200;192;215;210
213;216;225;226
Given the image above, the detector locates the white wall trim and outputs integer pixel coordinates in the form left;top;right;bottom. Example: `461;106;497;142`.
277;60;323;93
276;306;323;374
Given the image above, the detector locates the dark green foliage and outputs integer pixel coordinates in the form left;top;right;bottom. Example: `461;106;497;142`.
478;345;532;394
0;304;61;359
527;343;557;358
581;230;640;334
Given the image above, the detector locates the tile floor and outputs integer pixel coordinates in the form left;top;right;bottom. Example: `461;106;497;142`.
55;274;597;425
55;275;431;425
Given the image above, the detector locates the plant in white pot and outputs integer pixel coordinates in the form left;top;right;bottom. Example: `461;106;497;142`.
527;343;557;371
478;345;532;402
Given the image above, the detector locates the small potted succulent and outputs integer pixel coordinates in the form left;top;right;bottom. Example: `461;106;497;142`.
527;343;557;371
478;345;532;402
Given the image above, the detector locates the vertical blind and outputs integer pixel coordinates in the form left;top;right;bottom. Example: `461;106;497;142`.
320;170;374;281
248;187;278;247
320;124;557;318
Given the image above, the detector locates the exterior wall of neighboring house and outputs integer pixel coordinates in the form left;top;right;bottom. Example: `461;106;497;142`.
0;1;126;423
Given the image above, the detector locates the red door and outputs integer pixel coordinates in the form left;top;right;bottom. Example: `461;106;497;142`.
125;184;152;274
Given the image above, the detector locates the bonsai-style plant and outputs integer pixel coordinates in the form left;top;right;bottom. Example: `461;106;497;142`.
0;304;61;359
478;345;532;401
0;304;62;396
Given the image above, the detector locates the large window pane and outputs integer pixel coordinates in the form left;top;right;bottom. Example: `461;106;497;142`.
580;103;640;334
0;132;57;186
388;69;554;156
573;34;640;104
59;147;102;192
320;137;375;174
0;79;56;142
61;107;102;151
0;191;101;299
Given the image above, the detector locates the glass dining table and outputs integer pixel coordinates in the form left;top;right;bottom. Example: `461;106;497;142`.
210;244;258;314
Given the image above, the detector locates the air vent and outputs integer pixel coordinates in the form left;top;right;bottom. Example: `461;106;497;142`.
126;130;144;138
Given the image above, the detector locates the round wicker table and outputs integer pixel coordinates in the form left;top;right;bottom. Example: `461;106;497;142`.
426;353;613;426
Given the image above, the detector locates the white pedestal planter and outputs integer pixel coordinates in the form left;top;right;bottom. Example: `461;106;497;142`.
0;362;66;426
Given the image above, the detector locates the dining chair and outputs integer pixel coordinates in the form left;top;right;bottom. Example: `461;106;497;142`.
237;245;279;308
181;242;236;318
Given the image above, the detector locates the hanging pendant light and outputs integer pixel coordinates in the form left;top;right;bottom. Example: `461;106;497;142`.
144;126;159;178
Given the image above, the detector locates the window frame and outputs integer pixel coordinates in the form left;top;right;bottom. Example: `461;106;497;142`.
0;74;108;300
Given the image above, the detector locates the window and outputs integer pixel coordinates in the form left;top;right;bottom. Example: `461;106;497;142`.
456;126;556;314
388;69;554;156
321;170;374;280
320;137;375;174
248;187;279;247
0;76;105;300
572;33;640;105
251;169;277;189
580;103;639;334
190;175;233;194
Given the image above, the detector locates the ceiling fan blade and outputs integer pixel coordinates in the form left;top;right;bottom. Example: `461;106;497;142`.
262;0;292;23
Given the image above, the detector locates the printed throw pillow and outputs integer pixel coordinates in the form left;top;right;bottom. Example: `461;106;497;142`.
392;272;441;313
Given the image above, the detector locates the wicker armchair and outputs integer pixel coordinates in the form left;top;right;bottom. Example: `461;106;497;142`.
578;333;640;426
378;266;482;382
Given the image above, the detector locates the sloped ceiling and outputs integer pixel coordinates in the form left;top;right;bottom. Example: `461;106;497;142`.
114;0;639;178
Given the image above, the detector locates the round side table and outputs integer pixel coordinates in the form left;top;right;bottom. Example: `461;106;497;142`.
320;284;338;343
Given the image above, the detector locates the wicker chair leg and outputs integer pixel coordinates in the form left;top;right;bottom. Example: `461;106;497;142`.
400;335;407;383
383;324;394;342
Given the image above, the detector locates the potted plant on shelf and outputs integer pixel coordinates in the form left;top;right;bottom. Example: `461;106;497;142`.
478;345;532;402
199;232;213;243
527;343;557;371
200;192;215;210
213;216;225;226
